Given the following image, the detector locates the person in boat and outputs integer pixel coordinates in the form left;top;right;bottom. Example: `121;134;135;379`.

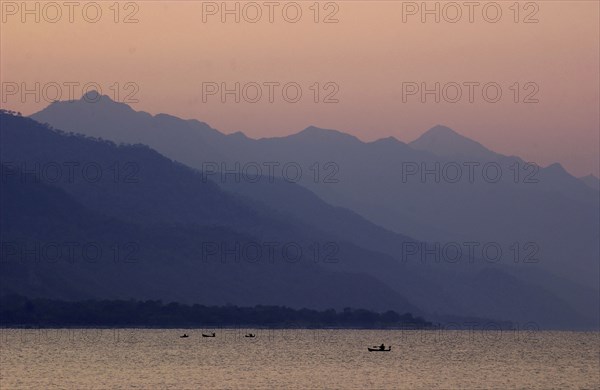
379;343;385;350
212;332;216;337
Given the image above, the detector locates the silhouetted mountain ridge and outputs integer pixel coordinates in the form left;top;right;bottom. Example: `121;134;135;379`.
24;98;600;328
1;113;420;312
409;125;499;160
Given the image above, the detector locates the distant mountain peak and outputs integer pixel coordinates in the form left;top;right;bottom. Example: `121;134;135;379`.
39;91;136;120
414;125;471;143
409;125;496;159
424;124;461;136
292;125;361;143
368;136;406;147
546;162;567;174
303;125;322;132
300;125;341;135
229;131;249;140
80;90;114;103
374;136;401;144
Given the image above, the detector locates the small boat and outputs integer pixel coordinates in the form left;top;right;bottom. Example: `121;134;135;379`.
202;333;216;337
245;334;256;338
180;334;189;338
368;346;391;352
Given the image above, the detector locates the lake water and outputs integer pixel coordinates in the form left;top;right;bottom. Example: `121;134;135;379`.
1;329;598;389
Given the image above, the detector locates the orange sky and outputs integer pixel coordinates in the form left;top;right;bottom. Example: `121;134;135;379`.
1;1;598;176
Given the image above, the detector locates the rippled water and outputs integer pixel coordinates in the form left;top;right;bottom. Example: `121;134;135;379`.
1;329;598;389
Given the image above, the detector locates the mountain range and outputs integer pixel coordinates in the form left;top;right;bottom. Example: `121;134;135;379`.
0;92;597;329
31;93;599;287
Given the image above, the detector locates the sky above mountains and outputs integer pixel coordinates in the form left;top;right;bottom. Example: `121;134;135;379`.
1;1;598;176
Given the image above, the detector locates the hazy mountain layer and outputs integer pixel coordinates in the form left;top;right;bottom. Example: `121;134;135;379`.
14;96;600;328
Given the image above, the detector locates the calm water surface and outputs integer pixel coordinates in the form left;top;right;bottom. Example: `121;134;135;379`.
1;329;598;389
